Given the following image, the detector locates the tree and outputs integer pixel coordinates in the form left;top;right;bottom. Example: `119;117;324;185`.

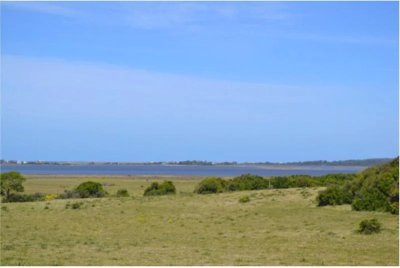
75;181;106;198
0;171;26;199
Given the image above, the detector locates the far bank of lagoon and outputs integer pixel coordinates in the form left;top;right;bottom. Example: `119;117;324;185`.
0;164;366;177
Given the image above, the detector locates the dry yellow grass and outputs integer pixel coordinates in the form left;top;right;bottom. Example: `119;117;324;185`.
1;175;398;265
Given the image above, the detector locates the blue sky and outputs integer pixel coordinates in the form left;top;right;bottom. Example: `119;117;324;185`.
1;1;398;162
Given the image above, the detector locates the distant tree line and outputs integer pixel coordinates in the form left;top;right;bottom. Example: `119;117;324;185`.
1;158;392;166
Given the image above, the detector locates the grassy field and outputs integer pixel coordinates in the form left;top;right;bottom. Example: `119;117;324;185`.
1;175;398;265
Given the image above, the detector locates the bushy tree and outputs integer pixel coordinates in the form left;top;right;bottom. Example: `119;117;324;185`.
75;181;106;198
317;185;352;206
194;177;226;194
351;158;398;214
0;171;26;200
316;157;399;214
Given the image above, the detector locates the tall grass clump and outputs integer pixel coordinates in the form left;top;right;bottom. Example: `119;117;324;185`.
239;195;250;203
116;189;129;197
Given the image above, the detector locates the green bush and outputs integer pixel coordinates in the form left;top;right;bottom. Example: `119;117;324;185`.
75;181;106;198
116;189;129;197
352;188;391;212
270;176;293;189
316;185;352;206
0;171;26;200
389;202;399;214
194;177;226;194
315;157;399;214
239;196;250;203
358;218;381;234
144;181;176;196
351;158;398;214
194;173;356;195
2;192;45;203
71;202;83;209
58;190;81;199
227;174;268;191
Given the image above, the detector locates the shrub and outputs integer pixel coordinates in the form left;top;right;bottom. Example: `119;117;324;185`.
239;196;250;203
116;189;129;197
314;158;399;214
351;158;398;214
270;176;293;189
75;181;106;198
194;177;226;194
316;185;351;206
227;174;268;191
2;192;45;203
144;181;176;196
389;202;399;214
358;218;381;234
71;202;83;209
58;190;81;199
352;187;391;212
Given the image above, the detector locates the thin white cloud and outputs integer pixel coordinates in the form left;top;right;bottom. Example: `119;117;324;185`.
1;55;318;123
3;2;83;17
2;2;395;46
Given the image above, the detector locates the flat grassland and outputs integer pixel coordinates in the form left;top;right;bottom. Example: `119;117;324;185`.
1;175;398;265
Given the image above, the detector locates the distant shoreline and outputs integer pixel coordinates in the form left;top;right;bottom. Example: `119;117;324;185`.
1;157;392;168
0;163;370;169
0;163;367;177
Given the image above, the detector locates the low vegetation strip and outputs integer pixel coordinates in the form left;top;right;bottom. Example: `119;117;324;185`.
1;185;398;265
194;173;355;194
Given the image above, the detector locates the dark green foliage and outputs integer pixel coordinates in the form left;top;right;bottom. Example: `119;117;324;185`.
316;157;399;214
194;173;354;194
358;218;381;234
239;196;250;203
227;174;268;191
351;157;398;214
194;177;226;194
74;181;106;198
58;190;82;199
317;186;352;206
0;171;26;199
71;202;83;209
389;202;399;214
144;181;176;196
116;189;129;197
352;188;391;212
2;192;45;203
269;176;293;189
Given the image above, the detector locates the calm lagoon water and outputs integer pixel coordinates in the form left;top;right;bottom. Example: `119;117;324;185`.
0;164;366;177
